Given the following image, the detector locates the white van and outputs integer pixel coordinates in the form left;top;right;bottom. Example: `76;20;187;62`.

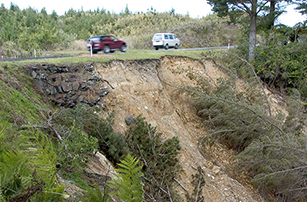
152;33;180;50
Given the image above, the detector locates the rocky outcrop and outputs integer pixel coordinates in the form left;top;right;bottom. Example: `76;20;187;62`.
24;63;110;108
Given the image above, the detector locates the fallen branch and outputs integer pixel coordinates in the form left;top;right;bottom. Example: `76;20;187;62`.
173;178;188;193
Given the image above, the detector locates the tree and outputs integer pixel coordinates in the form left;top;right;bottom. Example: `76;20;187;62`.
207;0;270;61
296;1;307;22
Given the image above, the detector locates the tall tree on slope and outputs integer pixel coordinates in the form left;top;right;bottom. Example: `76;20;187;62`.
207;0;271;61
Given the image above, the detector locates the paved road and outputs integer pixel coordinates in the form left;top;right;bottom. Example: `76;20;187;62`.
153;46;235;52
0;46;236;62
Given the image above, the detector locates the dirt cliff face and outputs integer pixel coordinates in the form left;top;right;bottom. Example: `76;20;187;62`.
26;55;279;201
94;56;265;201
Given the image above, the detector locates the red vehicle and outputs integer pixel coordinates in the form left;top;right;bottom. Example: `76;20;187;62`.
87;35;127;54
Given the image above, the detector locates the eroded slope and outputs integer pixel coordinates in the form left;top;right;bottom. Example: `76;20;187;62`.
95;56;265;201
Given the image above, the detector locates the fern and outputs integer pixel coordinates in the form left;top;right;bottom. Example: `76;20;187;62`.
19;128;65;201
0;127;65;201
0;150;33;200
108;154;144;202
81;185;112;202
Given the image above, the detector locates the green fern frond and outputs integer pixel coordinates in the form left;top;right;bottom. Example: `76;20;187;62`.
0;127;65;201
108;153;144;202
19;128;58;188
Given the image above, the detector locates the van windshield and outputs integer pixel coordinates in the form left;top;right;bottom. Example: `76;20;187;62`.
153;34;162;40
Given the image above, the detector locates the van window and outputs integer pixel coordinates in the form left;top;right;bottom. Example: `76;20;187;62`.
169;35;174;39
164;35;169;39
153;34;162;40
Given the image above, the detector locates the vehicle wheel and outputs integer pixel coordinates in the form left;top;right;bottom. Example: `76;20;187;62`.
103;45;110;54
165;44;169;50
175;44;178;49
155;47;159;50
120;45;127;52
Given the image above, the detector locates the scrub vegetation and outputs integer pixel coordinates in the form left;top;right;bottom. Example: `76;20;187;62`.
0;1;307;202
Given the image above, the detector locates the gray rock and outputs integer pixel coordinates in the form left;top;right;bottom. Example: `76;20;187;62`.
62;83;73;92
125;115;137;125
73;82;80;91
32;71;37;78
98;87;109;97
50;86;57;95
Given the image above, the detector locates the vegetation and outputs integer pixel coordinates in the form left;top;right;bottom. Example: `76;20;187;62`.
0;1;307;202
0;67;66;201
184;41;307;201
125;115;182;201
253;34;307;97
0;2;240;58
108;154;145;202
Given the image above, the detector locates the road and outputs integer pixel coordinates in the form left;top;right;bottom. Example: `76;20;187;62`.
153;45;235;51
0;46;236;62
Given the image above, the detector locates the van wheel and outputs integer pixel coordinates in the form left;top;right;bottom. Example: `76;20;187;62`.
103;45;110;54
155;47;159;50
175;44;178;49
165;44;169;50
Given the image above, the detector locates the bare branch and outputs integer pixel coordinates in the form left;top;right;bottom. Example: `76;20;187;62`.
253;165;307;181
231;53;272;116
195;177;201;202
257;1;269;14
167;184;173;202
173;178;188;193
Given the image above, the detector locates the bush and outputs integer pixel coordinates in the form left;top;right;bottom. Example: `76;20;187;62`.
54;103;129;165
56;124;99;167
125;115;182;201
253;40;307;98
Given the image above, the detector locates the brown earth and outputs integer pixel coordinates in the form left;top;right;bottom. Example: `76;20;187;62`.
26;54;287;201
90;55;285;201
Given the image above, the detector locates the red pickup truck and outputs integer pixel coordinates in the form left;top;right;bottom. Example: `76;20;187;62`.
87;35;127;54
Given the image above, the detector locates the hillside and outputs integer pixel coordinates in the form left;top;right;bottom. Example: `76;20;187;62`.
94;55;267;201
1;48;307;201
20;54;289;201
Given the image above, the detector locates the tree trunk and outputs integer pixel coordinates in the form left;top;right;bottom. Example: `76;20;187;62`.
249;0;257;62
268;0;276;29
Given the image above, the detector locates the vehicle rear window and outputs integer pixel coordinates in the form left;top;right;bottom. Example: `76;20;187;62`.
90;37;100;42
153;34;162;40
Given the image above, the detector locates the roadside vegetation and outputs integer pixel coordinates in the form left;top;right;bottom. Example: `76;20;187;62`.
0;3;240;59
0;1;307;202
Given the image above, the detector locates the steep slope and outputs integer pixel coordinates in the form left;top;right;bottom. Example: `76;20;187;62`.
24;55;288;201
94;56;265;201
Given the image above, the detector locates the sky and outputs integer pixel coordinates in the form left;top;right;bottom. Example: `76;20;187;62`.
1;0;306;27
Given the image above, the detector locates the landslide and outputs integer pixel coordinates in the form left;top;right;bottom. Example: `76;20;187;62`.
93;55;268;201
8;55;287;201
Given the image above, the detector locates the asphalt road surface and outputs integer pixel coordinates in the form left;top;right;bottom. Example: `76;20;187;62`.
0;46;236;62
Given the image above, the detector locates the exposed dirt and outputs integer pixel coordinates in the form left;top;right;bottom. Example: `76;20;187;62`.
25;54;288;201
91;55;273;201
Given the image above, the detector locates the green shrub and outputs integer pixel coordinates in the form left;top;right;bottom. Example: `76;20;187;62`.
54;103;129;164
125;115;182;201
56;123;99;167
253;41;307;98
